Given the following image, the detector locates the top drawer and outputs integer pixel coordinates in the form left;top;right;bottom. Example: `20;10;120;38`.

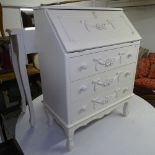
69;44;139;81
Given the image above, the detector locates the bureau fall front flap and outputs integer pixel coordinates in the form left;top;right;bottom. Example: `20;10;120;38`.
42;7;141;52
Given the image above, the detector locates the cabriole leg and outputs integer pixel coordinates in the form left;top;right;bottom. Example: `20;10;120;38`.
65;128;75;151
43;104;53;126
123;102;129;117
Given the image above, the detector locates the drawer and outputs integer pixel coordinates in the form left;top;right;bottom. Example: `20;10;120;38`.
69;98;94;124
69;86;133;123
69;45;138;81
91;86;133;112
70;63;136;102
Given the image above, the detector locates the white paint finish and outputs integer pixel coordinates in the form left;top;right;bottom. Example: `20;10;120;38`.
68;40;140;58
16;94;155;155
91;92;133;114
124;6;155;51
23;30;38;54
123;101;129;116
69;97;94;123
2;8;22;36
34;7;140;150
69;45;138;81
70;63;136;102
8;29;37;127
69;92;133;123
46;9;141;52
34;9;69;123
9;37;27;114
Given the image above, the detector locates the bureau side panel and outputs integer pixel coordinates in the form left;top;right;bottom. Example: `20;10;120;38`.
34;10;69;124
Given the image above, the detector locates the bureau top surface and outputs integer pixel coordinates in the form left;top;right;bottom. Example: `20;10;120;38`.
35;7;141;52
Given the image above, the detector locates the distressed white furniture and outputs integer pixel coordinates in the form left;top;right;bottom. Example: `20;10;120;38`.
34;7;141;150
8;29;37;127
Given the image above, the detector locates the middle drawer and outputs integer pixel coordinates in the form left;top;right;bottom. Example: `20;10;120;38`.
70;63;136;102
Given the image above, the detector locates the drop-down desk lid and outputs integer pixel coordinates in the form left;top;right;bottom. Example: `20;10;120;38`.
41;7;141;52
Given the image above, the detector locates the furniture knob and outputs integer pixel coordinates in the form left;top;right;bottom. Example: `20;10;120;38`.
79;85;87;94
127;54;132;59
79;63;87;71
123;88;129;94
79;105;87;113
124;72;130;77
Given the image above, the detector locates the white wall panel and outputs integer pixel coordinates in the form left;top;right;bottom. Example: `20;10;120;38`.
125;6;155;52
1;0;92;7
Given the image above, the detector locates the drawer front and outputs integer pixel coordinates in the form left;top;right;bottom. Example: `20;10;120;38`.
69;98;94;124
69;45;138;81
70;63;136;102
69;86;132;123
91;86;133;112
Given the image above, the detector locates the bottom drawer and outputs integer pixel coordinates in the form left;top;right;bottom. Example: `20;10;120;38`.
91;86;133;112
69;86;133;124
69;98;94;124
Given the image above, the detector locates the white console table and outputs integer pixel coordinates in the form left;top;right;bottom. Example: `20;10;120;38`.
8;29;37;127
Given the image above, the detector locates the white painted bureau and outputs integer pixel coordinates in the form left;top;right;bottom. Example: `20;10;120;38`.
34;7;141;150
